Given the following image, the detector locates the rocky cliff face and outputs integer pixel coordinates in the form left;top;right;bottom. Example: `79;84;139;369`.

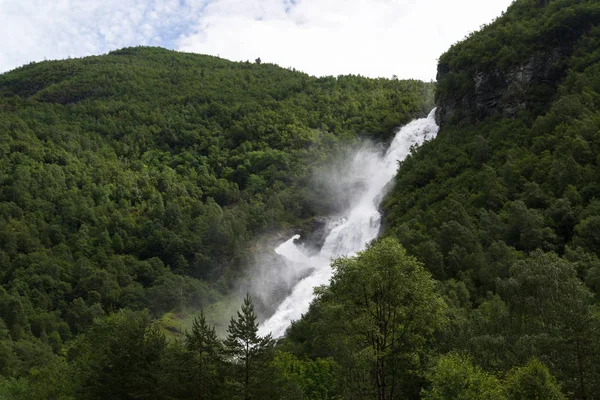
435;47;570;126
433;0;600;127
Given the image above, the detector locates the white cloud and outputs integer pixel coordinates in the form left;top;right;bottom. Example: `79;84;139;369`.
0;0;514;80
0;0;205;72
177;0;514;80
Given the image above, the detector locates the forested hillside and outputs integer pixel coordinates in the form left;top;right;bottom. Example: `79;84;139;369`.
0;47;434;397
3;0;600;398
380;0;600;397
283;0;600;399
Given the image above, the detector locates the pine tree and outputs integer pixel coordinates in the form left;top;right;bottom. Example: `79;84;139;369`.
225;294;274;400
185;310;223;400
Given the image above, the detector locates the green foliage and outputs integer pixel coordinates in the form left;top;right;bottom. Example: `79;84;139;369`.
225;294;275;400
423;355;566;400
58;299;281;399
0;46;432;388
497;252;599;398
504;358;566;400
288;237;447;399
68;309;167;399
421;353;503;400
2;0;600;396
0;377;30;400
381;1;600;396
183;311;225;400
436;0;600;118
271;351;341;400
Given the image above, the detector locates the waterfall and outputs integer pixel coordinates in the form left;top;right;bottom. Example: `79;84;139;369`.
258;109;439;338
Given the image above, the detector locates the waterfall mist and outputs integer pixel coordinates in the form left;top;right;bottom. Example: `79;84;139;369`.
249;110;439;338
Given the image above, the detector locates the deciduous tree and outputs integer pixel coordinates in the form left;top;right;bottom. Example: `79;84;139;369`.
319;237;447;399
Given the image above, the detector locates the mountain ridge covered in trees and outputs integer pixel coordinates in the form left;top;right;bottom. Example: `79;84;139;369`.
280;0;600;398
380;0;600;397
0;45;434;397
2;0;600;398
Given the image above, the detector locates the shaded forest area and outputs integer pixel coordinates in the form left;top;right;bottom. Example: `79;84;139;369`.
379;0;600;398
2;0;600;398
0;46;433;398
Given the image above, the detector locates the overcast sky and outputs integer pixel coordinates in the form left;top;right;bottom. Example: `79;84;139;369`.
0;0;514;81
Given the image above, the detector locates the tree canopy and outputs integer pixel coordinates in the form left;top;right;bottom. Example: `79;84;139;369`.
1;0;600;398
0;46;433;395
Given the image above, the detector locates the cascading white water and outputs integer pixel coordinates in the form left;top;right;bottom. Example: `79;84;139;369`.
258;109;439;338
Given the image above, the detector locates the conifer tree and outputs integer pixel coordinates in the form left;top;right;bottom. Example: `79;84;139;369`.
225;294;274;400
185;311;223;400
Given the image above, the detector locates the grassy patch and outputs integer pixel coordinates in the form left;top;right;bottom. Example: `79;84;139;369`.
157;294;245;340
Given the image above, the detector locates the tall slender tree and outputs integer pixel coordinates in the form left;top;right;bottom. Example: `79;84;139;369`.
225;294;274;400
185;311;224;400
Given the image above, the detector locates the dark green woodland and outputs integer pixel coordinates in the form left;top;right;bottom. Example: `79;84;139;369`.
1;0;600;398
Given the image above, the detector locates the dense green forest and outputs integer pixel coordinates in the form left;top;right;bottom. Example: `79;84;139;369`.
0;45;433;398
382;0;600;397
2;0;600;398
283;0;600;399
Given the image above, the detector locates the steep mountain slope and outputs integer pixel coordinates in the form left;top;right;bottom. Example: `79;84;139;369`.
384;0;600;289
5;0;600;397
267;1;599;399
378;0;600;397
435;0;600;125
0;47;433;358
